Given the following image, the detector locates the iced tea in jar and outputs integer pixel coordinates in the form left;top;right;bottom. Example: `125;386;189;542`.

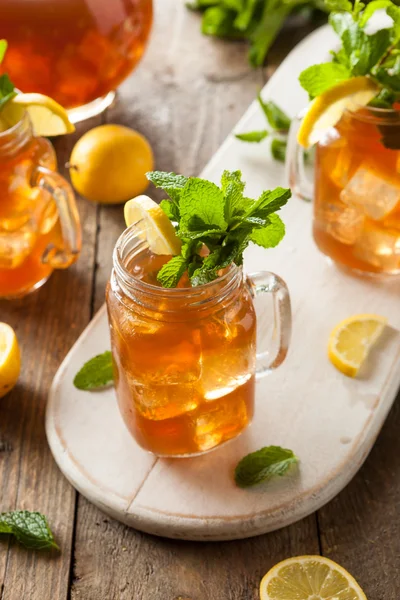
0;0;153;121
106;224;291;457
288;107;400;275
0;110;81;299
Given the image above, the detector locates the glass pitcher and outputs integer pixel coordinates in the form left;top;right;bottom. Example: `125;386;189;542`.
0;0;153;122
106;223;292;457
0;111;81;299
287;106;400;276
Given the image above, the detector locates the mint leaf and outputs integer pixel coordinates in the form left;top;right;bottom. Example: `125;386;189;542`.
248;2;291;67
202;6;240;38
0;40;7;64
157;255;188;288
179;178;226;231
234;446;298;488
146;171;188;203
160;199;180;222
299;62;351;97
271;138;287;162
73;351;114;390
0;74;16;111
250;213;285;248
221;170;249;222
0;511;59;551
234;0;258;30
359;0;393;27
325;0;352;10
258;95;291;131
245;187;291;220
235;129;269;142
329;11;354;37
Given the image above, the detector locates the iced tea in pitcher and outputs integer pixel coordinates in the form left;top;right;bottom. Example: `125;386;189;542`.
0;0;152;116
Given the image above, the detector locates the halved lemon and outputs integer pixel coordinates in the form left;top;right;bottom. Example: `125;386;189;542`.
10;93;75;136
0;323;21;399
328;314;387;378
260;555;367;600
298;76;379;148
124;195;181;256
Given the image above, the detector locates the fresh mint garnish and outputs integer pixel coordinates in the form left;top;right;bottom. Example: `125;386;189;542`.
0;39;7;63
235;95;291;162
235;445;299;488
0;41;17;112
73;351;114;390
0;510;59;551
300;0;400;107
147;170;290;288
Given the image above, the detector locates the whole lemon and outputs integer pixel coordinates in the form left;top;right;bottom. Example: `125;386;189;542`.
69;124;154;204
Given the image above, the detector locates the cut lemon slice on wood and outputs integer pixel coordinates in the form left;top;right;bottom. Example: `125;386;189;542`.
0;323;21;399
297;76;379;148
260;555;367;600
328;314;387;378
124;195;182;256
10;93;75;136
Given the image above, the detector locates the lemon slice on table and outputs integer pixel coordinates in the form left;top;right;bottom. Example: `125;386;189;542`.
124;195;182;256
0;323;21;399
328;314;387;378
298;76;379;148
9;93;75;136
260;555;367;600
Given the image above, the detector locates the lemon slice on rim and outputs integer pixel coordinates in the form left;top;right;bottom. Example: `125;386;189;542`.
124;195;182;256
0;323;21;399
328;314;387;378
260;555;367;600
298;76;379;148
9;93;75;136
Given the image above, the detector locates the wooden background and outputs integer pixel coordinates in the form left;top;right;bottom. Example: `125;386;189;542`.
1;1;399;598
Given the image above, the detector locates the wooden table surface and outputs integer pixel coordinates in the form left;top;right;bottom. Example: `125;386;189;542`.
1;2;399;598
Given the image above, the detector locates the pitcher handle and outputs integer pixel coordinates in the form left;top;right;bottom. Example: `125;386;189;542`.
285;111;314;202
246;271;291;380
32;165;82;268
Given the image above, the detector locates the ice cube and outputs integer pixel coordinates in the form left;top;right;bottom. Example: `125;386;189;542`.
354;224;400;271
0;229;36;268
315;200;364;245
341;164;400;220
130;379;200;421
194;393;249;452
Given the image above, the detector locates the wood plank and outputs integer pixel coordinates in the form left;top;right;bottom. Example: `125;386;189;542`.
71;1;321;598
0;118;99;600
317;393;400;599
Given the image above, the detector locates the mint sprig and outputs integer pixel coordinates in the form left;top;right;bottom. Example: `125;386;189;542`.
0;41;17;112
300;0;400;107
235;95;291;162
147;170;290;288
0;511;59;551
235;445;299;488
73;351;114;390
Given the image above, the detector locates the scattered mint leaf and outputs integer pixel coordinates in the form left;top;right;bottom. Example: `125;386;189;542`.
201;6;240;37
234;446;298;488
248;2;292;67
271;138;287;162
0;40;7;64
258;95;291;131
235;130;269;142
0;511;59;551
179;178;227;231
146;171;188;203
157;255;188;288
73;351;114;390
234;0;258;30
250;213;285;248
299;62;351;97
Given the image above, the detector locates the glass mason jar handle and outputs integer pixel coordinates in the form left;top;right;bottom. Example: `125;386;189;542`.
285;111;314;202
32;165;82;268
246;271;292;379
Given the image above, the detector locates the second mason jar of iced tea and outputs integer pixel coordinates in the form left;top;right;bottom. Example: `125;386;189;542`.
106;223;291;457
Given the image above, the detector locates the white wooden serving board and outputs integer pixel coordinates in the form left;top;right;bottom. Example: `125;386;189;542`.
46;24;400;541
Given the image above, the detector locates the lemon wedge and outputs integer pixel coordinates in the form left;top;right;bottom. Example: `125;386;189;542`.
10;93;75;136
0;323;21;399
124;195;182;256
298;76;379;148
260;555;367;600
328;314;387;378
